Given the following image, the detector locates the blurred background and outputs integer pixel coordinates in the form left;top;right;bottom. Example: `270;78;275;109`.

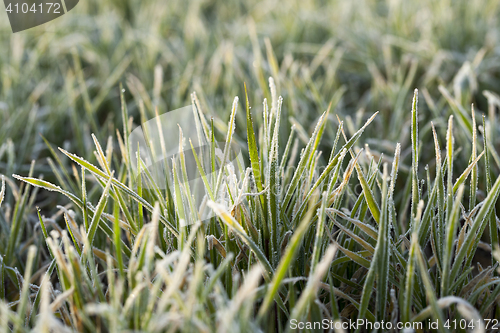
1;0;500;211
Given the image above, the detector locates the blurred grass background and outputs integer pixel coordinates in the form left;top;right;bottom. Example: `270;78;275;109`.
1;0;499;177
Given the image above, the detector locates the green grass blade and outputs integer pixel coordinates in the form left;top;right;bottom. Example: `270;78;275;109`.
376;163;390;319
214;97;238;196
483;115;498;267
87;173;113;248
403;200;423;323
441;184;465;296
189;138;215;201
290;112;378;225
15;246;36;333
281;111;327;213
245;83;263;194
410;89;419;229
449;173;500;284
355;157;380;224
0;255;4;300
438;85;473;136
310;192;328;274
267;95;282;263
0;175;5;207
208;201;273;281
470;105;478;209
414;238;449;333
208;201;289;316
327;209;378;240
287;245;338;326
257;199;316;319
57;148;178;236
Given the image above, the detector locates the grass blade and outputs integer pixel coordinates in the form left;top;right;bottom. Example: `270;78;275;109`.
87;173;114;248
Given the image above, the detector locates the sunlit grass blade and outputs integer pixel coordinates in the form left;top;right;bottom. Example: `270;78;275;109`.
267;95;282;263
410;89;419;229
446;115;454;228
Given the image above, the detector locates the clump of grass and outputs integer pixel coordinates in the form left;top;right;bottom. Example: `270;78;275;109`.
0;81;499;332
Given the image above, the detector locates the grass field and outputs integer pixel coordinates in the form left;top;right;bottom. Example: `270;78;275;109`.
2;0;500;332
